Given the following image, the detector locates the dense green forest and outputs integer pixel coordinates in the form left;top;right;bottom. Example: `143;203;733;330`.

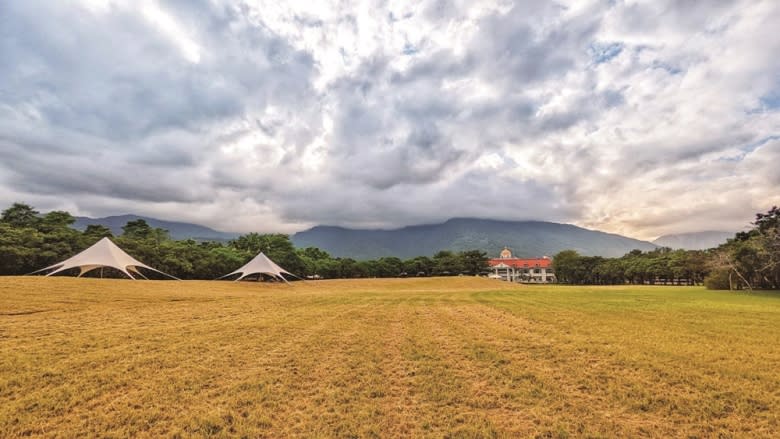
552;207;780;290
0;203;488;280
2;202;777;290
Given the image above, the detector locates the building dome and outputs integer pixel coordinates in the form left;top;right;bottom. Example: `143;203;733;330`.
499;247;512;259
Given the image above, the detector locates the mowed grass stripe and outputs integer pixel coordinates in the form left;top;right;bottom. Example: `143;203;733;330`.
473;287;780;436
1;277;779;438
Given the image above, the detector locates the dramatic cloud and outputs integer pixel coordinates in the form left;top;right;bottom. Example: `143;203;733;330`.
0;0;778;239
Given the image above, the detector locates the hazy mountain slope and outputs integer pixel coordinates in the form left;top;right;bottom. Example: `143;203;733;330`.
291;218;657;259
653;231;734;250
73;215;238;241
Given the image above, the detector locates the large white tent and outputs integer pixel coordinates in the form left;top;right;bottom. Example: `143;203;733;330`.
219;252;294;282
32;237;179;280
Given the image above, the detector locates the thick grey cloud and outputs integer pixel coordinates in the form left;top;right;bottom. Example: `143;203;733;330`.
0;0;778;239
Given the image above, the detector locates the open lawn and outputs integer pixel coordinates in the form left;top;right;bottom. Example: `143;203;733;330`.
1;277;779;438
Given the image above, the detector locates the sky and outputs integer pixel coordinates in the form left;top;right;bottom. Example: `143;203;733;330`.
0;0;778;240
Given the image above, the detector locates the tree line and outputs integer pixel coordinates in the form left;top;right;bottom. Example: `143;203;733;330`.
552;247;709;286
0;203;489;280
552;207;780;290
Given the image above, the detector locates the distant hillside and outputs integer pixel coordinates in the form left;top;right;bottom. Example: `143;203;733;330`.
73;215;238;241
291;218;657;259
653;231;734;250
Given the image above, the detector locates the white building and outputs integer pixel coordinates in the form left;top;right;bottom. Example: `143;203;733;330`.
488;247;555;283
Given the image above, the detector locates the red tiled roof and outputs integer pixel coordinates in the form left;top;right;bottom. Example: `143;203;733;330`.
488;257;552;269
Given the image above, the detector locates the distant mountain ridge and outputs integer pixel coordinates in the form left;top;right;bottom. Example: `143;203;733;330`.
291;218;658;259
71;215;665;259
73;214;238;241
652;231;734;250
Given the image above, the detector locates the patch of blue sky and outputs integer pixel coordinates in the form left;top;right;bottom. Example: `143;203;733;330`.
588;42;623;64
742;135;779;153
759;91;780;109
402;43;419;56
651;60;682;75
719;135;780;162
745;90;780;114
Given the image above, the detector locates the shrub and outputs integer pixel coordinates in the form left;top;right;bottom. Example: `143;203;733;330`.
704;269;731;290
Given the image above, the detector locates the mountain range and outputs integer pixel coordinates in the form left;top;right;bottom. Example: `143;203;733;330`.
290;218;658;259
652;231;733;251
72;215;731;259
73;215;238;241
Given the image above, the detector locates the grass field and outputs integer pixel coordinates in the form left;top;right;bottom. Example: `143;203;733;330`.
1;277;779;438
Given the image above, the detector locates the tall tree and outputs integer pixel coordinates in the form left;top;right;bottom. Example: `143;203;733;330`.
552;250;580;284
1;203;40;228
459;250;488;275
122;219;154;239
404;256;434;276
432;250;462;275
83;224;113;239
705;207;780;290
38;211;75;233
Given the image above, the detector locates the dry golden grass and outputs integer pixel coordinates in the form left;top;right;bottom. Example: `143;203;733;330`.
1;276;779;438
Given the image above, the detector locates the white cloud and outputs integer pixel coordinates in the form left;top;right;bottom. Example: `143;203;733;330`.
0;0;778;239
140;0;202;63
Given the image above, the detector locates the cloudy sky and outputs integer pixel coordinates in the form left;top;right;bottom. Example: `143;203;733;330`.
1;0;778;240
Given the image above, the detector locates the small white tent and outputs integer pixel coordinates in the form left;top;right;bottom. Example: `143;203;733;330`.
219;252;294;282
32;237;179;280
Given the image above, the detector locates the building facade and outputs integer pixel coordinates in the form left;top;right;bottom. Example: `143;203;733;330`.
488;247;555;283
